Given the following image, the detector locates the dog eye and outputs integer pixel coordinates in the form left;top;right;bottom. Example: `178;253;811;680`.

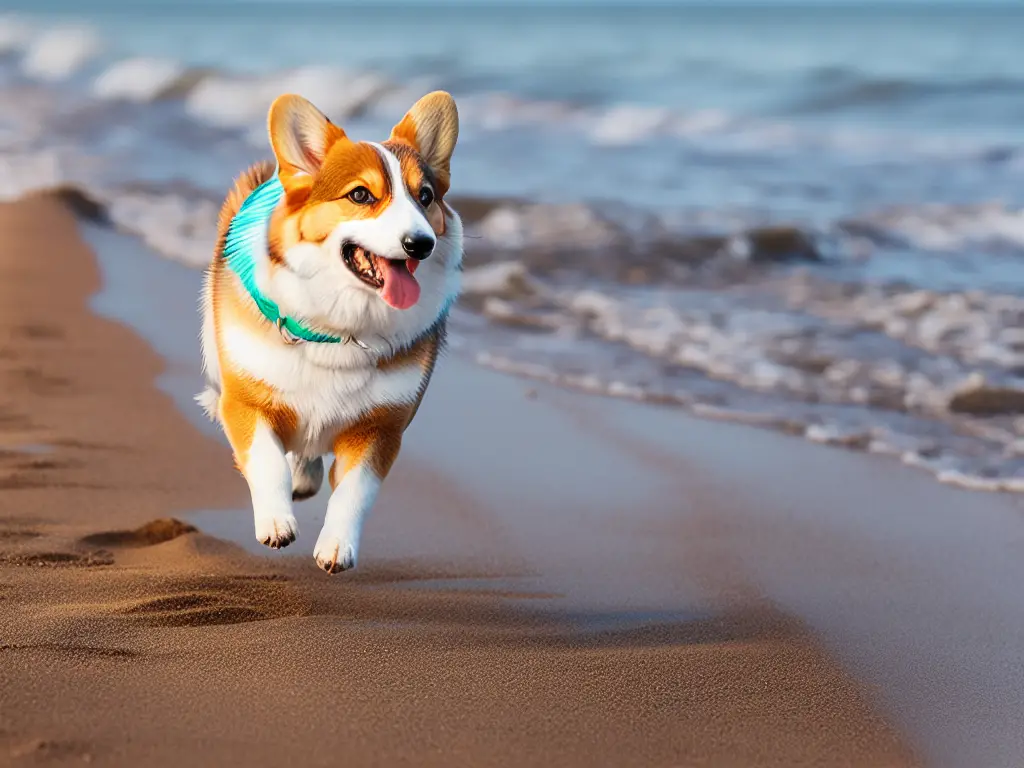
418;186;434;208
347;186;374;205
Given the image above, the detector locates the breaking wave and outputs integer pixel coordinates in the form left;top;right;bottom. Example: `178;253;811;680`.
0;14;1015;164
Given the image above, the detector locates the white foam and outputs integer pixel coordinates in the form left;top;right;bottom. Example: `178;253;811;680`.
670;109;733;137
805;424;872;449
187;66;392;130
363;77;444;118
0;149;63;201
794;280;1024;376
92;58;186;102
21;25;101;81
457;92;582;131
935;470;1008;493
106;192;219;268
461;261;543;297
5;16;1007;173
588;105;673;146
854;203;1024;253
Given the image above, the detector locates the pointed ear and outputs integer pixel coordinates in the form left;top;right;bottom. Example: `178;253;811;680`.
267;94;346;188
390;91;459;196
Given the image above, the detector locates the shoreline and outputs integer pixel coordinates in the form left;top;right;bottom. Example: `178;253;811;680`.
0;193;928;766
30;179;1024;500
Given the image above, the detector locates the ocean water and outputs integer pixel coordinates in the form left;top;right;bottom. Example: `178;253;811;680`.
2;1;1024;490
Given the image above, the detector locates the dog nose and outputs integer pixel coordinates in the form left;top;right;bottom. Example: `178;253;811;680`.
401;233;435;260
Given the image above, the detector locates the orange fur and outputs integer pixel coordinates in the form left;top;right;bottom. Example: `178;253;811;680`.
329;406;408;487
220;371;298;471
326;325;443;486
330;328;444;484
309;141;391;203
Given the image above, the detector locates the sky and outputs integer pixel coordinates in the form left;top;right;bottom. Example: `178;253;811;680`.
269;0;1019;3
237;0;1019;4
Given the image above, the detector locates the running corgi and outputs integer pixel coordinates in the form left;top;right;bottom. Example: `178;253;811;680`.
197;92;461;573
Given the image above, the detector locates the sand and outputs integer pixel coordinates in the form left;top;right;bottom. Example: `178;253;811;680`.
0;193;926;766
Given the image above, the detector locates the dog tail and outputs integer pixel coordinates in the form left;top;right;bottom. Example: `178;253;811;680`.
194;385;220;423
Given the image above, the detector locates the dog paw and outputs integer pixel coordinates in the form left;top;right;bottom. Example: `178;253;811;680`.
312;531;356;574
254;512;298;549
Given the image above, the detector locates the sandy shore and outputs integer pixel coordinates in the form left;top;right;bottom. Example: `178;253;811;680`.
0;192;969;767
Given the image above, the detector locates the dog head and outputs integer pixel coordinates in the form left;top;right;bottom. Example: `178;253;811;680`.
262;91;460;335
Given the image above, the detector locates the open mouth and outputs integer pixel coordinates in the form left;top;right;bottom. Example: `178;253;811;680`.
342;243;421;310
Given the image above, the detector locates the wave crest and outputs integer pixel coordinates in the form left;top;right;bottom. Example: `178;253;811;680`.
92;58;188;102
21;25;100;81
184;66;394;129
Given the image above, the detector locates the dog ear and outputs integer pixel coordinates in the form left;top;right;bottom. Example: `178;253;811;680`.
389;91;459;197
267;94;346;189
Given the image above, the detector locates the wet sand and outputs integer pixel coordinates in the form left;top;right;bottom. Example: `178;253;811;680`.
88;198;1024;767
0;192;951;766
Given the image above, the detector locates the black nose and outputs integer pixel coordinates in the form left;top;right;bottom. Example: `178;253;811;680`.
401;233;435;260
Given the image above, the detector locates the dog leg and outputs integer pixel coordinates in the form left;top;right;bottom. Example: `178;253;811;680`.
313;416;404;573
221;398;298;549
289;454;324;501
246;422;299;548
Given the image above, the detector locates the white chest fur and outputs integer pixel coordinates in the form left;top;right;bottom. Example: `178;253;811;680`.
199;213;462;455
220;323;427;456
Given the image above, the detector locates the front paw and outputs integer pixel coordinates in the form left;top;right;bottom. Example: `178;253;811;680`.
254;512;298;549
313;530;356;574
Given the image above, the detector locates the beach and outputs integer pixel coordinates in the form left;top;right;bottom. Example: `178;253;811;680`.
0;193;945;766
1;4;1023;764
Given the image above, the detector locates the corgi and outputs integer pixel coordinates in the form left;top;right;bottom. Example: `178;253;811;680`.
197;91;461;573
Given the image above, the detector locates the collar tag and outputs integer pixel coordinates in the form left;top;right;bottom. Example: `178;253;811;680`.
275;317;303;345
343;334;371;350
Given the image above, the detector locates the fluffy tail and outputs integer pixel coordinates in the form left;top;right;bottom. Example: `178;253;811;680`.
194;385;220;423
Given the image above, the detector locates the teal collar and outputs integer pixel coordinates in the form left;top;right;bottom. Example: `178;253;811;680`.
223;174;342;344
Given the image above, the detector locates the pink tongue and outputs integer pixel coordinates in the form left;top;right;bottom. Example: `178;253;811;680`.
378;258;421;310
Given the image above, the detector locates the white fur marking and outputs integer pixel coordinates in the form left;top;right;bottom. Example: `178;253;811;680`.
313;463;381;571
372;141;436;244
219;322;425;453
307;143;432;262
246;420;299;547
